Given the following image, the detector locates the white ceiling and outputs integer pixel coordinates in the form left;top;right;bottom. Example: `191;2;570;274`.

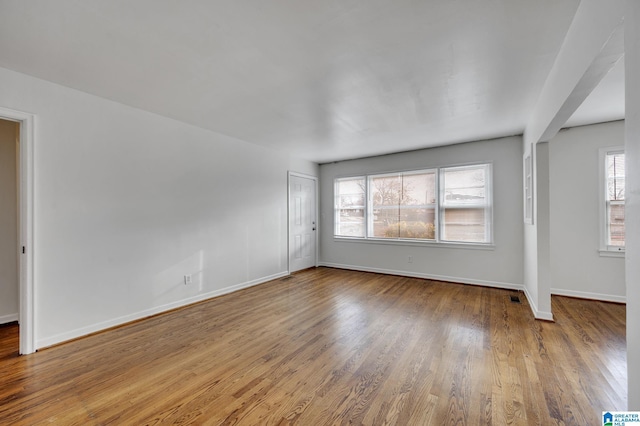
0;0;624;163
564;57;625;129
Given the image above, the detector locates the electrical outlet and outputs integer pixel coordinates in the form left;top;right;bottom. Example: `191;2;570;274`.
408;256;413;263
184;275;192;285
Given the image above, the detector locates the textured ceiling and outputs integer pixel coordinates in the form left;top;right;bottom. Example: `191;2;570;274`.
0;0;623;162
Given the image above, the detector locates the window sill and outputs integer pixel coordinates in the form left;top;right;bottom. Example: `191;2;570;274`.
333;237;495;251
599;249;625;258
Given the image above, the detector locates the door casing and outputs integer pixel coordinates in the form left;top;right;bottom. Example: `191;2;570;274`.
0;107;35;355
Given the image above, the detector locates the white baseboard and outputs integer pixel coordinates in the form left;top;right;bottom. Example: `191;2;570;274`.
36;271;289;349
551;288;626;304
0;313;18;325
318;262;524;291
522;286;554;321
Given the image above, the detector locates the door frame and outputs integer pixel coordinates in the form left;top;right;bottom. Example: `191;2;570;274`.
287;171;319;273
0;107;35;355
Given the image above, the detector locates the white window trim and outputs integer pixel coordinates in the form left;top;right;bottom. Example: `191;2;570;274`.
367;169;438;242
333;236;495;250
439;163;493;245
333;163;493;247
334;176;366;238
523;151;533;225
599;146;625;257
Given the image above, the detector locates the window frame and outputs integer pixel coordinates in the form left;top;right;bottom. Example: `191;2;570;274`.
439;163;493;244
599;146;625;257
334;176;366;238
333;163;493;247
367;169;438;241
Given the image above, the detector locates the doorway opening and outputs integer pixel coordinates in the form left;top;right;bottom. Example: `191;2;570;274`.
0;108;35;355
0;118;19;356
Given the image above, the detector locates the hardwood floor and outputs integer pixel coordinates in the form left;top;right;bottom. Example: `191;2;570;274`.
0;267;626;425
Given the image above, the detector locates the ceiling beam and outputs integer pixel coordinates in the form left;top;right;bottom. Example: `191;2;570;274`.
524;0;625;145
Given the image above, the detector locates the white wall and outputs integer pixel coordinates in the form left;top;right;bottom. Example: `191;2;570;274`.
0;118;19;324
319;136;524;289
0;66;318;348
549;121;625;302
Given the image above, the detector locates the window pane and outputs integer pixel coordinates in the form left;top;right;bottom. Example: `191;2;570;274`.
442;166;486;205
335;178;365;237
398;172;436;239
401;173;437;206
398;207;435;239
369;172;436;240
370;174;401;238
442;208;486;242
370;175;401;207
607;153;625;201
605;153;625;247
441;165;489;243
608;203;625;247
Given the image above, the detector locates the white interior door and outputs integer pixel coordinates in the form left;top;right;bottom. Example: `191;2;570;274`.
289;174;317;273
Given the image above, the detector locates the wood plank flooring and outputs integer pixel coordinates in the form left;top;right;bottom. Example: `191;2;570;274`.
0;267;627;425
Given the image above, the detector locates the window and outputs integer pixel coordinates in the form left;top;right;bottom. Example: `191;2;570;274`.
335;177;365;237
600;148;625;252
334;164;492;245
440;164;491;243
369;170;436;240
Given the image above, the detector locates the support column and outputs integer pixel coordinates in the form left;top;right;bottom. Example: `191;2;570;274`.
625;0;640;410
522;0;624;320
535;142;551;318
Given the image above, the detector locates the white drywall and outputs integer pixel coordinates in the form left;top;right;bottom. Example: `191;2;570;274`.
0;66;317;348
0;119;19;324
534;142;553;320
319;136;524;289
549;121;625;302
625;0;640;410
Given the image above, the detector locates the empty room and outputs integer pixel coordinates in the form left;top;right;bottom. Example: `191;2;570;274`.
1;1;639;425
